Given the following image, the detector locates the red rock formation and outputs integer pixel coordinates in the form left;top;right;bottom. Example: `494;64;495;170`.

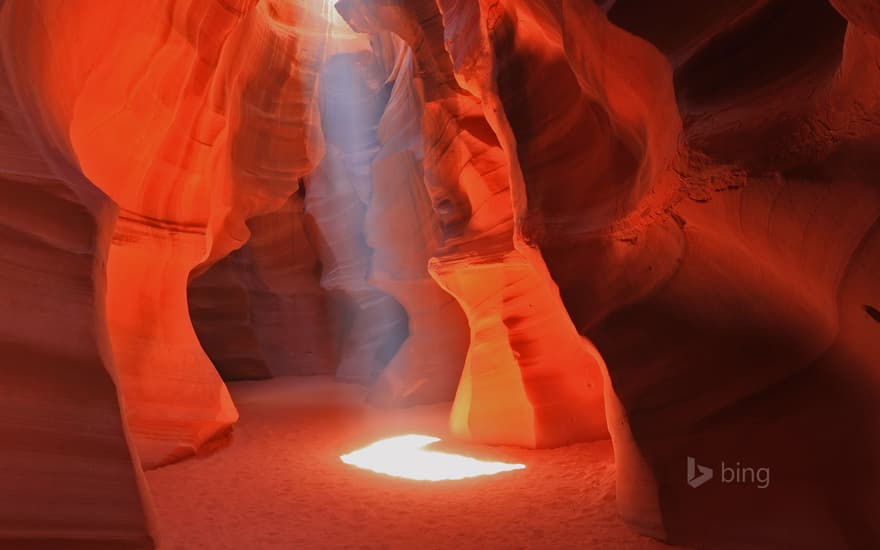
0;55;155;549
340;0;880;547
365;37;470;407
188;250;272;381
305;44;410;384
2;0;879;548
189;191;338;380
337;0;609;448
440;0;880;548
0;0;329;468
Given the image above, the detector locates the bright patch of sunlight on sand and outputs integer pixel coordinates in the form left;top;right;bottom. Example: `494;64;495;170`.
340;434;526;481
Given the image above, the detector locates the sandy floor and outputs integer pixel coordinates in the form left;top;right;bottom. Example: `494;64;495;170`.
147;377;677;549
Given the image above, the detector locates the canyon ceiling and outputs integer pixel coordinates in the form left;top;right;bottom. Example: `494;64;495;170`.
0;0;878;548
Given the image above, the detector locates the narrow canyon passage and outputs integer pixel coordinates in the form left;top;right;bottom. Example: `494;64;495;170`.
0;0;878;549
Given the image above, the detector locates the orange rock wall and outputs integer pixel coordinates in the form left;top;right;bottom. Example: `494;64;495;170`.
1;0;878;548
365;37;470;407
0;0;329;469
189;191;338;380
0;0;331;545
339;0;880;547
338;0;609;448
0;51;154;549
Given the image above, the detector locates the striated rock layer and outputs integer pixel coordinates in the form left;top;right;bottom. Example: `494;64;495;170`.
444;0;880;548
189;190;338;380
338;0;609;448
0;0;333;546
305;42;410;384
0;47;154;549
341;0;880;547
0;0;330;469
1;0;878;548
592;2;880;547
365;36;470;407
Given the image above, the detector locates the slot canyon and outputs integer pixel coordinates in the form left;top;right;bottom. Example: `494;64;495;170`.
0;0;878;548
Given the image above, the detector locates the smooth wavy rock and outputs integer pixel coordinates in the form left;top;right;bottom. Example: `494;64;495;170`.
189;191;338;380
0;0;330;468
337;0;609;448
1;0;878;548
439;1;880;548
0;19;154;549
340;0;880;547
306;45;409;384
364;38;470;406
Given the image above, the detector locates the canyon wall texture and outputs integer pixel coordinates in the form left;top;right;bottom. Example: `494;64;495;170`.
189;190;338;380
484;1;879;548
305;46;410;385
0;40;154;549
0;0;329;471
0;0;877;548
338;0;610;449
339;0;879;547
0;0;331;546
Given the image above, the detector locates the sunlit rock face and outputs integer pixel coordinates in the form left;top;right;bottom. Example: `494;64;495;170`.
0;0;330;469
340;0;879;548
0;0;330;544
470;1;879;548
1;0;878;548
338;0;609;449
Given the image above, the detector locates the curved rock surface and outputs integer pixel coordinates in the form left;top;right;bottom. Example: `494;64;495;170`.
0;0;329;468
340;0;880;547
0;0;331;546
305;41;410;384
189;190;338;380
1;0;878;548
445;1;880;548
0;48;154;549
338;0;609;449
365;37;470;407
